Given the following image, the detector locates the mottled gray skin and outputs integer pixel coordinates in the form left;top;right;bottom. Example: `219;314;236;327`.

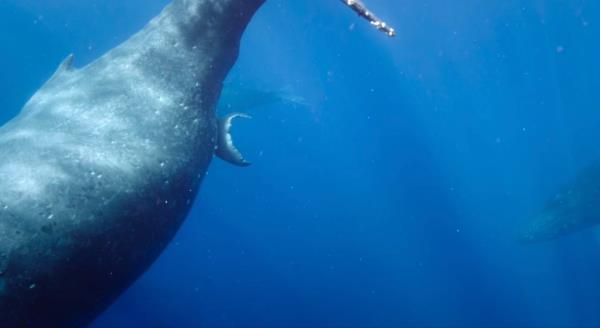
520;163;600;243
0;0;264;326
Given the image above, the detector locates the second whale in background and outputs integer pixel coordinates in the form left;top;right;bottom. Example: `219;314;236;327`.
520;162;600;243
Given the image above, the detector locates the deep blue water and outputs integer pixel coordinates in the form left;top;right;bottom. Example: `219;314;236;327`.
2;0;600;327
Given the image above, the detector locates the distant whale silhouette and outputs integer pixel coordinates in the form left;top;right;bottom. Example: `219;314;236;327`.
520;162;600;243
0;0;264;326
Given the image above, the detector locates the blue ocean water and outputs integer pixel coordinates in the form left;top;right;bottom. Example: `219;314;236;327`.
1;0;600;326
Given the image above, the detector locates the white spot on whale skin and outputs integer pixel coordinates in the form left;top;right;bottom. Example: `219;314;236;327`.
0;162;69;200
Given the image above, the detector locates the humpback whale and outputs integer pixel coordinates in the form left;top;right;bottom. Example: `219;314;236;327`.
520;162;600;243
0;0;265;326
0;0;395;326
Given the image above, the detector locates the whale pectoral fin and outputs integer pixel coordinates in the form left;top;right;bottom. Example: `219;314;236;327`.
215;113;252;167
340;0;396;37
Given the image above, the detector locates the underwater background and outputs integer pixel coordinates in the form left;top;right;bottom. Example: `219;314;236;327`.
1;0;600;326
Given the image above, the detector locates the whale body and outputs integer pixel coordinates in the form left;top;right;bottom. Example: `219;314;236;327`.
520;162;600;243
0;0;264;326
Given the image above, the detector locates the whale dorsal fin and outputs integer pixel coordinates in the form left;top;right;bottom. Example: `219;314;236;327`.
50;54;75;80
215;113;251;167
58;54;75;71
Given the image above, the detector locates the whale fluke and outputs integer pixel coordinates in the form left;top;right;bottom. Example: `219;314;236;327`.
216;113;252;167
